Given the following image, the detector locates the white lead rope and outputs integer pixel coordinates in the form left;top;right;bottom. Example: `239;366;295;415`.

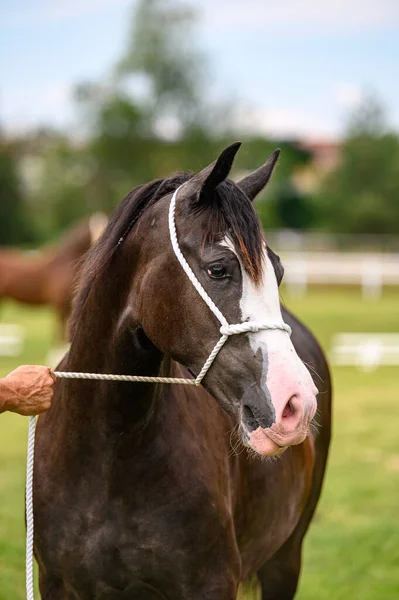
26;184;291;599
26;416;36;600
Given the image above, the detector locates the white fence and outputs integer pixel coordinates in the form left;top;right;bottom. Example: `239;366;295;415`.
280;252;399;299
331;333;399;370
0;324;25;357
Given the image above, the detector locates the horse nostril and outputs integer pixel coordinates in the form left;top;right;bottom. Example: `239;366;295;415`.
243;404;258;431
242;404;275;430
282;397;296;420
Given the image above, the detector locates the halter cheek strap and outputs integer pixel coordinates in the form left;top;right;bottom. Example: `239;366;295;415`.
168;185;291;386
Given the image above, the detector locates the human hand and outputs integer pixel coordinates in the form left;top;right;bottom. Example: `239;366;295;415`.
1;365;56;416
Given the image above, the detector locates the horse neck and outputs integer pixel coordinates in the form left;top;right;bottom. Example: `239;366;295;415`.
63;252;165;431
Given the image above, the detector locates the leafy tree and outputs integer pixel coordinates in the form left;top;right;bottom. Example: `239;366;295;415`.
116;0;205;132
240;139;313;230
73;0;216;209
0;142;33;245
319;97;399;234
24;135;95;240
274;181;315;230
65;0;313;230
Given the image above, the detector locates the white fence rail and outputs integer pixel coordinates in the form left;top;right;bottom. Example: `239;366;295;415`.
280;252;399;299
0;324;25;357
331;333;399;370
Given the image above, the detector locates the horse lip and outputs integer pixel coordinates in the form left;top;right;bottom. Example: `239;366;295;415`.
265;427;308;447
242;424;289;457
275;442;288;449
241;423;285;448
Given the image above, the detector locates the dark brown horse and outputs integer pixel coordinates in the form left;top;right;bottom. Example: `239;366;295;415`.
0;214;107;336
34;144;331;599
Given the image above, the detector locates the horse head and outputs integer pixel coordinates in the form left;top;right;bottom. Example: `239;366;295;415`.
116;144;317;455
114;143;318;457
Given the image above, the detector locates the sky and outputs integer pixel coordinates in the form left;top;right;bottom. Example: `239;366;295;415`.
1;0;399;140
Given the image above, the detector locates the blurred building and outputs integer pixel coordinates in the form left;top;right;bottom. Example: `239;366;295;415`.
293;139;341;193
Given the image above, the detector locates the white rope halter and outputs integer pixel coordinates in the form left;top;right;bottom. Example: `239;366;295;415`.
25;184;291;599
168;185;291;384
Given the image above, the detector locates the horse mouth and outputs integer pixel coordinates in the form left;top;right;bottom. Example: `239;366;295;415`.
239;396;315;457
241;424;289;457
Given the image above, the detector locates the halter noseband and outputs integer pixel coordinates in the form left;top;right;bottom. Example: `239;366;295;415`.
168;185;292;386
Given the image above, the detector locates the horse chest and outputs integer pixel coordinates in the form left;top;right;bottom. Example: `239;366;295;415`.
236;439;315;575
37;469;235;598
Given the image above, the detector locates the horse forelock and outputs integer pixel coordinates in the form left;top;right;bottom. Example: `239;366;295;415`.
192;180;265;285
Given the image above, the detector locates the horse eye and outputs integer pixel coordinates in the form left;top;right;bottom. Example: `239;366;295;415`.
207;264;227;279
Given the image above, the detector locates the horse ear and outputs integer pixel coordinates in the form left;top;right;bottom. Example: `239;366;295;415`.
183;142;241;204
237;149;280;202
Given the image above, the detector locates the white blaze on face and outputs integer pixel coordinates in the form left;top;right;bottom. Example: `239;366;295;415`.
238;245;301;388
221;237;317;433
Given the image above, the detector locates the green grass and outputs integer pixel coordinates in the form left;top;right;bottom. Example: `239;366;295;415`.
0;303;56;599
0;289;398;599
289;289;399;600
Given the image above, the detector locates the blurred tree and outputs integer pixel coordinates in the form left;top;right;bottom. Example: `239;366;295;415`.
0;141;33;245
23;134;94;241
78;91;155;209
116;0;205;132
73;0;217;209
274;180;315;230
242;139;313;230
319;97;399;233
20;0;312;239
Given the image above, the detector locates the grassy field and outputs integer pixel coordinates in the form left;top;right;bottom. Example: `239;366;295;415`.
0;289;398;599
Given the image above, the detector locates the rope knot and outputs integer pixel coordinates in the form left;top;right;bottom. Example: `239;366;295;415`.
220;322;262;336
220;321;292;337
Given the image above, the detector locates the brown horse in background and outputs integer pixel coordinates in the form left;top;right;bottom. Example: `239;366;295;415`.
34;144;331;599
0;214;107;336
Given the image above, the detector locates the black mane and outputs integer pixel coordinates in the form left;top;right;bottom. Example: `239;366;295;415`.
70;173;191;333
